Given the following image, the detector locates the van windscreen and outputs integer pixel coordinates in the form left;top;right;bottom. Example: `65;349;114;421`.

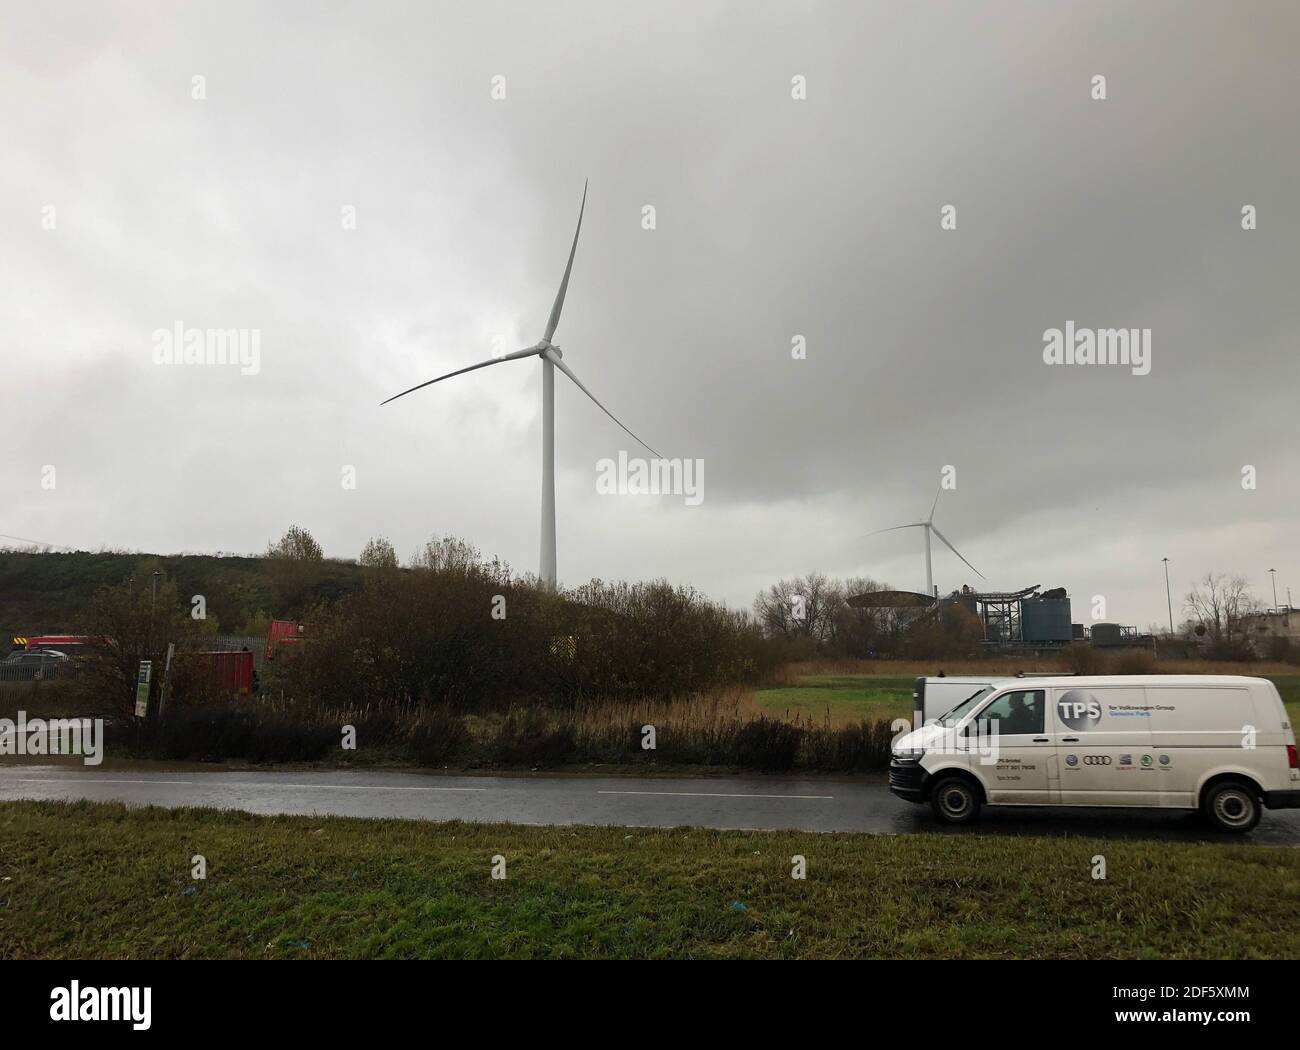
938;687;996;727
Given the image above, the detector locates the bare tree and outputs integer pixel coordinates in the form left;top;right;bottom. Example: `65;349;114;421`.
1185;572;1259;658
753;573;843;644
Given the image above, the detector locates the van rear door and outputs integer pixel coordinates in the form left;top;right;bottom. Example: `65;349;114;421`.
1146;684;1256;808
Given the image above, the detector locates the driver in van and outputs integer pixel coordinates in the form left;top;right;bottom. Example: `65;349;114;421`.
999;692;1040;735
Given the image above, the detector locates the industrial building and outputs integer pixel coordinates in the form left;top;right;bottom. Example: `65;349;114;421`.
846;583;1152;654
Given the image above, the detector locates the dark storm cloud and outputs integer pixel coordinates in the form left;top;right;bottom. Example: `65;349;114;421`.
1;0;1296;627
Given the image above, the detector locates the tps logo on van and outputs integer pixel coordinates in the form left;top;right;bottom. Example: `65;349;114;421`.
1057;691;1103;731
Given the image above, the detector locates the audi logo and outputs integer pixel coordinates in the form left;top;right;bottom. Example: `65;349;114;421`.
1083;755;1112;766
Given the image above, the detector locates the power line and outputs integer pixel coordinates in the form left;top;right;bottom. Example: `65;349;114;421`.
0;532;76;551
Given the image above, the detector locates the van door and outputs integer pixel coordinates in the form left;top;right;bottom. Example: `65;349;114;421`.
970;689;1054;804
1053;686;1155;807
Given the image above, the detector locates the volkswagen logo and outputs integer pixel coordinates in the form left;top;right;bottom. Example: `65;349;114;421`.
1065;754;1078;766
1083;755;1112;766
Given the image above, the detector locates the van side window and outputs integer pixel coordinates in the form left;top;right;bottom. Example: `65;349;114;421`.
976;690;1045;735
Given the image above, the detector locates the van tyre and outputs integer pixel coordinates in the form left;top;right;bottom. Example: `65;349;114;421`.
930;776;980;825
1202;780;1261;834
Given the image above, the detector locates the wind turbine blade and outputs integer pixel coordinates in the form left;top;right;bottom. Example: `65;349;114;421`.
545;349;660;457
543;180;587;343
928;485;942;523
929;524;986;580
381;346;542;405
868;523;927;537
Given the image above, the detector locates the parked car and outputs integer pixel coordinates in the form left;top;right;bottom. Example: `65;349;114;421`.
890;675;1300;833
0;648;70;681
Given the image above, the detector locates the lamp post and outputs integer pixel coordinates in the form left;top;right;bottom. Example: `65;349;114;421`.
1269;568;1279;614
1162;558;1174;637
149;571;161;654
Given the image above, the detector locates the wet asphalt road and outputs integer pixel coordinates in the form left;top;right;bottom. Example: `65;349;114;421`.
2;764;1299;844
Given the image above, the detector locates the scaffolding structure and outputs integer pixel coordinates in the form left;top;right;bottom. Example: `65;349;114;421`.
968;585;1038;645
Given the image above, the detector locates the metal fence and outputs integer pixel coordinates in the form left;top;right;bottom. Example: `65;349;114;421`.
0;660;82;684
0;659;82;703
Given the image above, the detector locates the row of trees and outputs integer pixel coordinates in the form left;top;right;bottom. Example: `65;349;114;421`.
280;543;778;709
750;569;1288;662
77;528;1279;718
750;573;982;658
71;540;784;715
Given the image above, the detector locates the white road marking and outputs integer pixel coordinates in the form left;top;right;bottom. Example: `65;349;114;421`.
5;777;487;793
221;783;489;793
14;778;192;785
598;789;833;800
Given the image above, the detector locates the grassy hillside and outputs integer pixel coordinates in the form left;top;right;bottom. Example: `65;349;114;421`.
0;550;366;642
2;800;1296;959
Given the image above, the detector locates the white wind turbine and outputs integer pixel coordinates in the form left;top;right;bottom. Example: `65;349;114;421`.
382;181;659;590
870;487;986;598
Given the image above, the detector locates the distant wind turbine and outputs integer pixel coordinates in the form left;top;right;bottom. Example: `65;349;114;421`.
382;181;659;590
870;486;985;597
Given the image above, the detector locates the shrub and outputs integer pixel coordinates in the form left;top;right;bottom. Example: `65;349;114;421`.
733;717;804;771
1110;648;1158;675
406;712;471;766
1060;643;1107;675
150;703;340;763
801;720;895;772
490;709;577;767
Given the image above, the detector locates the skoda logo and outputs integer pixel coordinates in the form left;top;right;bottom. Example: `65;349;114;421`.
1083;755;1111;766
1057;690;1103;731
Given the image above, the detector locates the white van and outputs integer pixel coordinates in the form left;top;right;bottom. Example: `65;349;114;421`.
889;675;1300;832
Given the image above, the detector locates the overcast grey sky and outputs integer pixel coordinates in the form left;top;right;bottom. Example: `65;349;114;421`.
2;0;1297;629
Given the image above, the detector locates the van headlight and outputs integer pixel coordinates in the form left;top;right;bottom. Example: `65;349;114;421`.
893;748;925;762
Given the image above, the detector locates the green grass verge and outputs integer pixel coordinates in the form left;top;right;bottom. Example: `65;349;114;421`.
1;800;1297;959
755;675;915;722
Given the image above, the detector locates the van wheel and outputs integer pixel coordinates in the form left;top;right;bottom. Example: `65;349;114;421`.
1202;780;1261;833
930;776;980;825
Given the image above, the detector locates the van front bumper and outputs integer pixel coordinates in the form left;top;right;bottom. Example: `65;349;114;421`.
888;758;928;802
1263;790;1300;810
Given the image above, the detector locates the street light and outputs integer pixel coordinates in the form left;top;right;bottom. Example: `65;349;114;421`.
1269;568;1279;614
149;570;162;654
1162;558;1174;637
